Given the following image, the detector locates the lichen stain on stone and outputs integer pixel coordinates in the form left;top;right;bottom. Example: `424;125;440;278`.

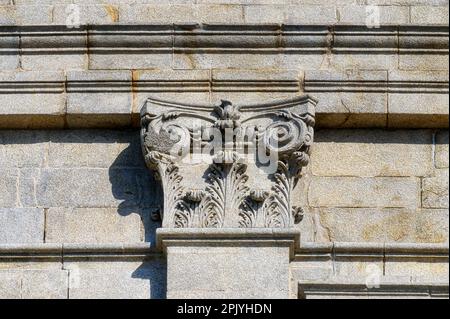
416;221;446;243
362;213;411;242
104;5;119;23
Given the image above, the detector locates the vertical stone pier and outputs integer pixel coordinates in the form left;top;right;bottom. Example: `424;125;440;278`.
157;229;300;299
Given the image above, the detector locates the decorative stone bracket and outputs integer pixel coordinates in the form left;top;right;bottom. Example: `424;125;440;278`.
140;95;316;229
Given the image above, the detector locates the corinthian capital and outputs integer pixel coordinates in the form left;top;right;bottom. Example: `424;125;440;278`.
140;96;316;229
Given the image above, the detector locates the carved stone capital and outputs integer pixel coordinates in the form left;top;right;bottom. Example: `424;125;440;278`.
140;96;316;229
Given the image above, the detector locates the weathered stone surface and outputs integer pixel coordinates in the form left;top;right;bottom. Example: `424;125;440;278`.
47;130;143;168
18;168;40;208
120;4;244;24
422;169;449;209
0;208;44;244
15;5;53;24
0;5;15;24
21;53;87;71
384;259;449;283
0;131;48;168
211;69;301;104
388;93;449;128
411;6;449;24
66;71;132;128
132;69;211;117
65;259;166;299
173;52;325;71
416;209;449;243
389;70;449;84
167;245;290;299
305;70;388;128
45;208;144;243
435;130;449;169
0;272;21;299
337;5;410;24
36;168;158;208
308;177;420;209
0;168;17;208
312;208;449;243
53;4;119;25
399;54;449;71
330;54;398;73
244;5;337;24
1;0;449;301
0;270;68;299
311;130;434;177
0;72;65;127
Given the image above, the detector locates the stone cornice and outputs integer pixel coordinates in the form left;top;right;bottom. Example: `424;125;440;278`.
298;281;449;299
0;24;448;53
0;243;158;261
156;228;301;260
1;74;448;95
0;242;447;261
295;242;450;261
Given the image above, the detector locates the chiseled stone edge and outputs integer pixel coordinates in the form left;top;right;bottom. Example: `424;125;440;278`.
296;242;450;260
0;242;447;260
0;24;448;53
156;228;302;260
298;280;449;299
0;243;158;261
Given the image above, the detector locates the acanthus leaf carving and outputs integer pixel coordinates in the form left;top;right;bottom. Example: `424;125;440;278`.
140;96;316;229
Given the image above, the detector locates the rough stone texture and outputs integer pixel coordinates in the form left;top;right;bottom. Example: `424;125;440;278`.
308;177;420;209
65;259;166;299
305;70;388;128
337;5;410;24
388;94;449;128
66;71;132;127
36;167;157;208
45;208;145;243
399;54;449;72
167;245;290;299
0;270;68;299
422;169;449;209
0;208;44;244
0;131;48;168
47;130;143;168
12;5;53;25
411;6;449;24
384;259;449;283
0;0;449;300
0;168;17;208
435;130;449;169
0;72;65;128
311;130;433;177
311;208;449;243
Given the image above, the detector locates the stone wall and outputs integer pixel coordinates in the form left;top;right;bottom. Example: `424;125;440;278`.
1;129;448;245
0;0;449;299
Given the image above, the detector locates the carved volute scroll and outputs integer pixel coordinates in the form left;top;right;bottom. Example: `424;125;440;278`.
140;96;316;228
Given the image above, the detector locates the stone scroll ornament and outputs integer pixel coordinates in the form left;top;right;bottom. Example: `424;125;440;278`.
140;96;316;228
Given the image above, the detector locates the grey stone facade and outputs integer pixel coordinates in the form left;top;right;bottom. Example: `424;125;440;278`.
0;0;449;299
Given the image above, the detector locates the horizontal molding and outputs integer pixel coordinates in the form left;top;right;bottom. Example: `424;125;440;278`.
0;243;159;261
295;242;450;260
0;70;448;129
305;80;449;94
2;76;448;94
0;242;447;261
0;24;448;53
298;281;449;299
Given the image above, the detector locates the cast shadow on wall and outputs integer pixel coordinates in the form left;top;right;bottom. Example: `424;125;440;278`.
108;131;166;299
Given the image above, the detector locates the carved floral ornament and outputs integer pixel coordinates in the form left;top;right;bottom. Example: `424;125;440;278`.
140;96;316;229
